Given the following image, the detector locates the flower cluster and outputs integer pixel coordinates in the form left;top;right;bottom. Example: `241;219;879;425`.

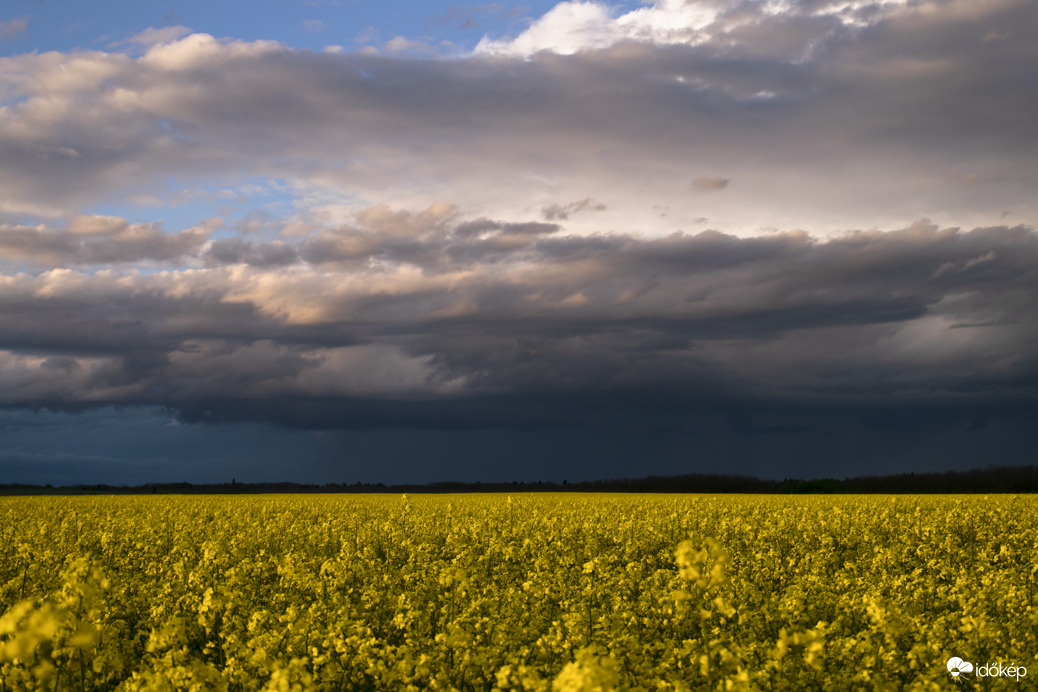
2;494;1035;690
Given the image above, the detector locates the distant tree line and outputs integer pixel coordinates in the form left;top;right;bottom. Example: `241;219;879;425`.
3;465;1038;495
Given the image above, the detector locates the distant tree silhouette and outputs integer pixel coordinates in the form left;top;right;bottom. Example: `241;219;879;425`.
3;465;1037;495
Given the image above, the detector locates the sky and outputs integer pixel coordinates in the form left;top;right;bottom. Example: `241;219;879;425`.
1;0;1036;485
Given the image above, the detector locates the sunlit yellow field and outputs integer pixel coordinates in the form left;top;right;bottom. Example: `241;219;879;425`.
1;494;1035;690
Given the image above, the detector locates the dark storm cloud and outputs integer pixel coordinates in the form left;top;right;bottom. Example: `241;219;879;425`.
1;220;1036;428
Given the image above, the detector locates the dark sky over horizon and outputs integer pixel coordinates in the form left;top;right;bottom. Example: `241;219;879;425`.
1;0;1037;484
3;401;1036;485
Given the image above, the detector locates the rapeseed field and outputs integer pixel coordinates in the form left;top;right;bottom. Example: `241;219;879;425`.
1;494;1034;690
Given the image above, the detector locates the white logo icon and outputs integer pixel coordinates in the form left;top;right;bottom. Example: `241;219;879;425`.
947;657;974;681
